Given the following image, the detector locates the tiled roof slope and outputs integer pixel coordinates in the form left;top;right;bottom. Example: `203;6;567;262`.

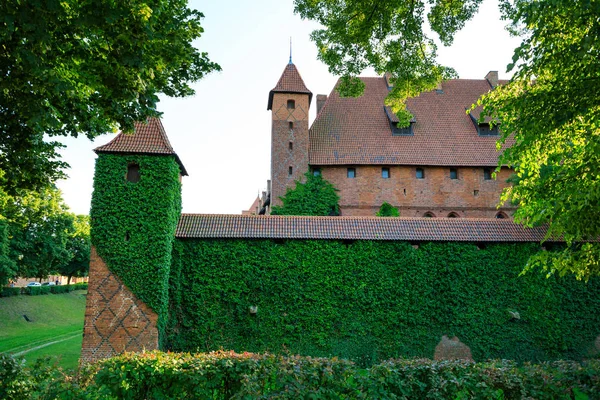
176;214;556;242
267;63;313;110
309;77;510;166
95;118;188;175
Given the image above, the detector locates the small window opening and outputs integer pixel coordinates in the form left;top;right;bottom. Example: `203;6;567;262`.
124;232;130;242
476;243;487;250
126;163;140;183
347;168;356;178
287;100;295;109
450;168;458;180
474;190;479;196
423;212;435;218
484;168;493;180
288;166;293;176
313;168;321;177
447;212;459;218
478;124;499;136
289;142;293;151
410;241;420;249
495;212;508;219
343;239;355;246
403;188;406;196
416;168;425;179
382;167;390;179
274;239;285;245
289;121;294;130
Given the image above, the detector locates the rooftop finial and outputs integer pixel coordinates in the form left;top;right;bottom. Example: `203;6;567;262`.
289;37;292;64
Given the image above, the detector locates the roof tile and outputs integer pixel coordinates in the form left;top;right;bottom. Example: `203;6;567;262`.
267;63;313;110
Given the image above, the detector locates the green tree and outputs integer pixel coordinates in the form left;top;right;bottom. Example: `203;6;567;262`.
60;215;91;285
376;202;400;217
295;0;600;279
0;0;220;193
271;171;340;216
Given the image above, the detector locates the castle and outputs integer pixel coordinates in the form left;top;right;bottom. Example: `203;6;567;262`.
251;61;514;218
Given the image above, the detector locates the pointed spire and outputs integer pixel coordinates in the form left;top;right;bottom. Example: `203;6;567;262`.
267;63;313;110
289;37;292;64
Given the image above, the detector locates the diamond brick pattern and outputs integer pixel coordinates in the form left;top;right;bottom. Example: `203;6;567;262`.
80;247;159;364
94;117;188;175
176;214;561;242
268;63;313;110
309;77;512;167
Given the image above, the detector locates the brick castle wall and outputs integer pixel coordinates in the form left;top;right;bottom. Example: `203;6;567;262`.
317;165;514;217
270;93;310;207
80;246;158;364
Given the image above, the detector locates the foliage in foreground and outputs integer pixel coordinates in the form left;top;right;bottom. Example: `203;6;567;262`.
376;202;400;217
271;171;340;216
2;351;600;399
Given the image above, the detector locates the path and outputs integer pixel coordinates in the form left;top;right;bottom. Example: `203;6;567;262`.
10;332;81;356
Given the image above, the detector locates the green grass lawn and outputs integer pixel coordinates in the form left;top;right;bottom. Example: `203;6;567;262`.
0;290;87;371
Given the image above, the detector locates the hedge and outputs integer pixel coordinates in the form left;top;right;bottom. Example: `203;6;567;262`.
0;283;88;297
1;287;20;297
166;240;600;364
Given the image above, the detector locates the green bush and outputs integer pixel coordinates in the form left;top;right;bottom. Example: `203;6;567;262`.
24;286;42;296
376;201;400;216
49;285;69;294
71;282;88;291
1;287;21;297
39;286;51;295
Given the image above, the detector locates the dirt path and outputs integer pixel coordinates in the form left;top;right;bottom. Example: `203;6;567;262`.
12;332;81;356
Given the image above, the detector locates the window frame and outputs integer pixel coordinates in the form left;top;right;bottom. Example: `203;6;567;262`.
416;167;425;179
126;163;140;183
287;99;295;109
382;167;390;179
347;167;356;178
450;168;458;180
483;168;493;180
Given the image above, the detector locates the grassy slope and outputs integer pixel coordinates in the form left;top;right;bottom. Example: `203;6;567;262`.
0;291;86;371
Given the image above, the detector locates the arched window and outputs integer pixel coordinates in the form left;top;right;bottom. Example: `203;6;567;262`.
423;212;435;218
126;163;140;183
447;212;460;218
287;100;295;109
495;212;508;219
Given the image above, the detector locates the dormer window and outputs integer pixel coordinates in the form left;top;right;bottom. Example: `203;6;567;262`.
478;123;499;136
384;106;414;136
287;100;295;109
468;108;499;136
126;163;140;183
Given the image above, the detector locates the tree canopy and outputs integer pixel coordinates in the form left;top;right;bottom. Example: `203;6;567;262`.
0;0;220;193
376;202;400;217
271;172;340;216
295;0;600;279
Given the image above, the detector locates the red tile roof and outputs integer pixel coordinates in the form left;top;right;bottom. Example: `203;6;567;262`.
95;118;188;175
267;63;313;110
176;214;557;242
309;77;510;167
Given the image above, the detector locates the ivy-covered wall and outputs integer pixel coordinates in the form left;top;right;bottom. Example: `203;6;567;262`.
91;154;182;338
166;239;600;365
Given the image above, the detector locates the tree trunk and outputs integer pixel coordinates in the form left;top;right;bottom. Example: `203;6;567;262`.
67;275;72;285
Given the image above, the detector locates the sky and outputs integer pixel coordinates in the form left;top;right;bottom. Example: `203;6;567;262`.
55;0;521;216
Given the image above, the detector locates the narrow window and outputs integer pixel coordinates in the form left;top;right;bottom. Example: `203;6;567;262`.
450;168;458;180
126;163;140;183
382;167;390;179
347;168;356;178
288;166;293;176
289;142;293;151
423;212;435;218
287;100;295;109
447;212;459;218
495;212;507;219
483;168;492;180
474;190;479;196
416;168;424;179
313;168;321;177
289;121;294;130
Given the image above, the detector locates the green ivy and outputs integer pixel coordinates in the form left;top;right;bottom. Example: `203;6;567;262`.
91;154;181;340
271;171;340;216
166;240;600;365
376;202;400;217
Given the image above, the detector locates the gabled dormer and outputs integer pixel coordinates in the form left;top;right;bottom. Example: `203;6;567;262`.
384;106;415;136
468;105;499;136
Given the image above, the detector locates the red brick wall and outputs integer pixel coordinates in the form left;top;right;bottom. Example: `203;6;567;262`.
270;93;310;207
317;165;514;217
80;247;158;364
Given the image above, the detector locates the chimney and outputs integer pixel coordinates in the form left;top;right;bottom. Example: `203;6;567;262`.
485;71;499;88
435;80;443;93
384;72;394;88
316;94;327;115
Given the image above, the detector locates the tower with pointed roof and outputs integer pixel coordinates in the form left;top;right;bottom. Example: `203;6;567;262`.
267;61;312;208
81;117;185;363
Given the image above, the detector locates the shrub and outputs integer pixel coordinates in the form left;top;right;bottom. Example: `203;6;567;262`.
39;286;51;295
24;286;42;296
71;282;88;291
49;285;69;294
376;202;400;217
1;287;21;297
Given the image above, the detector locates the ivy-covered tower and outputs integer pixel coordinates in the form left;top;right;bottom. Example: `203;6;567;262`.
81;118;186;364
267;61;312;208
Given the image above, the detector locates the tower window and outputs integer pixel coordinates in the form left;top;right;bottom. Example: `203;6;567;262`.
126;163;140;183
289;142;293;151
313;168;321;177
483;168;493;180
347;168;356;178
416;168;424;179
450;168;458;180
447;212;460;218
288;166;293;176
287;100;295;109
382;167;390;179
289;121;294;130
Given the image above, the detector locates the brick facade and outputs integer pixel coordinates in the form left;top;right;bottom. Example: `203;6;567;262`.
80;247;158;364
270;92;310;207
317;165;514;217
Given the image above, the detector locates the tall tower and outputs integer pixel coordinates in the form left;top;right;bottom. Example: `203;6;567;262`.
267;61;312;208
81;118;186;363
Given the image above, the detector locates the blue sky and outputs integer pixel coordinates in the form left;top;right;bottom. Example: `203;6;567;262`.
56;0;520;215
